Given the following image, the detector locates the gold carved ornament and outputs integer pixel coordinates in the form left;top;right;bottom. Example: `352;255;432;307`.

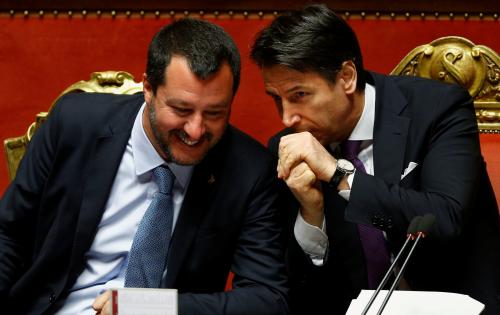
3;71;143;181
391;36;500;133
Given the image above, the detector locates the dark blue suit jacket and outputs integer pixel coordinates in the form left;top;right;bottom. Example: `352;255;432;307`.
271;72;500;315
0;93;289;315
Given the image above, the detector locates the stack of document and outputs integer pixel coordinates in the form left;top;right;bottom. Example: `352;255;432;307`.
111;288;178;315
346;290;484;315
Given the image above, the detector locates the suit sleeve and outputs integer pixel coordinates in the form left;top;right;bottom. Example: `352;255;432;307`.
178;160;289;315
347;84;483;239
0;98;62;298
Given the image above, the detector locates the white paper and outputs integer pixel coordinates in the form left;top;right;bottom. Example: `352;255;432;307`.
346;290;485;315
111;288;178;315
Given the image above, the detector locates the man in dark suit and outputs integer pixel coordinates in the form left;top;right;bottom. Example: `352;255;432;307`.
0;19;289;315
251;4;500;315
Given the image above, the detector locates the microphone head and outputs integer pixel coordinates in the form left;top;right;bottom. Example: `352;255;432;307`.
406;216;422;235
417;214;436;237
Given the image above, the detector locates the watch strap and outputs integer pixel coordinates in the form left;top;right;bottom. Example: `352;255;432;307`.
329;170;345;187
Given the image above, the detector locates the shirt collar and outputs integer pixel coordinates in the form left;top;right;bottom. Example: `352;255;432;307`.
131;102;193;190
348;82;376;141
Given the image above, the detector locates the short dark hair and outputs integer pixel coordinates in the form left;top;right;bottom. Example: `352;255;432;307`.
146;18;241;95
251;4;365;90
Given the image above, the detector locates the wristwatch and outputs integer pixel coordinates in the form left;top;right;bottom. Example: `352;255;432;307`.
329;159;355;187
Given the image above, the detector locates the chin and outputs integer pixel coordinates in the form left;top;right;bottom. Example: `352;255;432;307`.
163;133;220;165
171;156;204;166
169;145;211;165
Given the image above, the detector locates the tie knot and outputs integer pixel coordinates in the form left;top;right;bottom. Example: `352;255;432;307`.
153;166;175;195
340;140;363;160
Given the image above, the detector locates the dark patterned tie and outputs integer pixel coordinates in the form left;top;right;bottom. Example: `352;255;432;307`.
340;140;391;289
125;165;175;287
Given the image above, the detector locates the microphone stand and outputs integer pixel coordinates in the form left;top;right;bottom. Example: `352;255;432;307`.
360;216;421;315
374;231;424;315
375;214;435;315
360;235;412;315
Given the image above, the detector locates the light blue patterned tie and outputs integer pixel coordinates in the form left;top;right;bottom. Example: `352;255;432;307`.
125;165;175;287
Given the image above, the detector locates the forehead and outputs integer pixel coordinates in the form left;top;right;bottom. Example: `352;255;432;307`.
263;65;306;82
161;55;234;96
262;65;334;92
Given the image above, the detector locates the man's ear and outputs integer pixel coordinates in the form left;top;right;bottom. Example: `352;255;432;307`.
340;61;357;95
143;73;153;104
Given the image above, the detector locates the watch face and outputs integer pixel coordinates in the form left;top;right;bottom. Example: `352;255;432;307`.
337;159;355;172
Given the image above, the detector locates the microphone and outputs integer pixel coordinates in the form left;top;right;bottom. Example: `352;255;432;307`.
360;216;422;315
375;214;436;315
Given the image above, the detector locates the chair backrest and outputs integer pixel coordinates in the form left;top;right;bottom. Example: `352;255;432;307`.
3;71;143;181
391;36;500;133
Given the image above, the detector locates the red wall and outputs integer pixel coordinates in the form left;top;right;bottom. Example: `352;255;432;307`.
1;14;499;200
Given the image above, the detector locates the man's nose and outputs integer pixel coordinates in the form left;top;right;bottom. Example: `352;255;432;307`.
282;105;301;127
184;114;205;140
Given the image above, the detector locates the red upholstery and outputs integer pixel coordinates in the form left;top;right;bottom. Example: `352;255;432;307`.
1;15;499;206
480;134;500;206
225;272;234;291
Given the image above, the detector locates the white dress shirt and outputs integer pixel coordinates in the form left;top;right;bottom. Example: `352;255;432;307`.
56;103;193;314
294;83;376;265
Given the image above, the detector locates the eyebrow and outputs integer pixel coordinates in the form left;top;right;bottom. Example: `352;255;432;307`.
265;85;307;97
166;97;229;110
285;85;306;94
165;98;191;107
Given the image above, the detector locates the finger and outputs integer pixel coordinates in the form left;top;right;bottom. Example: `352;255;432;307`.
278;134;312;178
278;155;295;179
92;290;111;312
281;148;304;179
277;158;285;179
278;137;288;160
278;135;296;163
277;147;289;179
293;162;317;186
277;140;289;179
100;300;112;315
286;162;317;189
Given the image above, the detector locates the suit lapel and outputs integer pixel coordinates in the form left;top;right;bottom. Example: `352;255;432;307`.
68;98;143;278
163;137;223;287
370;73;410;183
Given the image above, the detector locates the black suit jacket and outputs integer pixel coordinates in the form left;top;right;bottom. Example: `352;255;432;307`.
271;72;500;315
0;93;289;315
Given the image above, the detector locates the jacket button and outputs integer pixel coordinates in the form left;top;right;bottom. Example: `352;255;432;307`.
386;218;393;229
49;292;56;303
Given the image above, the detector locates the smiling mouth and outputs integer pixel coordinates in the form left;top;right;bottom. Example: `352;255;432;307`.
175;130;213;147
180;137;200;146
177;133;200;146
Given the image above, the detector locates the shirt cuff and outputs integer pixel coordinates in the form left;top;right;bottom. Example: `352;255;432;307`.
294;212;329;266
338;172;355;200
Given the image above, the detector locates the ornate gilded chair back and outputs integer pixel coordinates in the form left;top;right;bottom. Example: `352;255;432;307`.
391;36;500;133
4;71;143;181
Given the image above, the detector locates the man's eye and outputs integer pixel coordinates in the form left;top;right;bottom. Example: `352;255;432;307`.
173;107;191;115
272;95;282;105
289;91;308;102
205;111;224;118
295;91;307;98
